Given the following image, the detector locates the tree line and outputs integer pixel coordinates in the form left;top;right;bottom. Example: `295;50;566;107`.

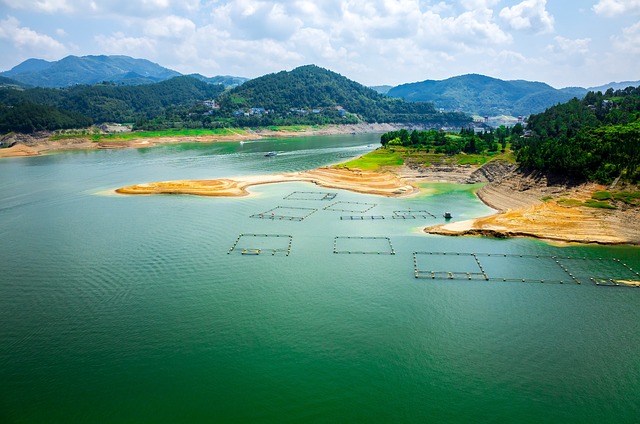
380;124;523;155
513;86;640;183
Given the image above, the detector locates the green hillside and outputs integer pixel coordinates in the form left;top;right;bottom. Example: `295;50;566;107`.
0;76;225;132
215;65;471;126
514;86;640;183
388;74;584;116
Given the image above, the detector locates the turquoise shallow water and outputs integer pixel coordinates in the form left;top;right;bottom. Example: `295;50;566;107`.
1;135;639;423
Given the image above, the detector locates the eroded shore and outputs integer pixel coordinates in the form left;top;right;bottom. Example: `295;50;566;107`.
422;165;640;245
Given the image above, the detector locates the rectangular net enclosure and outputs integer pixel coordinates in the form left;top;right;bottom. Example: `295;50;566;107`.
228;234;293;256
283;191;337;201
412;251;640;287
556;257;640;287
476;253;576;284
323;201;377;213
393;210;437;219
413;252;487;280
250;206;318;221
333;236;395;255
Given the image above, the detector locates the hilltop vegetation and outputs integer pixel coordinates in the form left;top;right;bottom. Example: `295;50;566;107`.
514;87;640;183
0;76;225;133
387;74;585;117
0;65;472;134
213;65;471;127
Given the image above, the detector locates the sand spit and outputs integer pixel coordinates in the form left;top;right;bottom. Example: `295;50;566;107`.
116;167;416;198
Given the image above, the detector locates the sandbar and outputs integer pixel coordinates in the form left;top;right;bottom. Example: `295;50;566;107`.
115;167;417;198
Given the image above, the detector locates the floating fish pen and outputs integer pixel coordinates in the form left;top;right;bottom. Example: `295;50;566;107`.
323;201;377;213
340;215;386;220
283;191;337;201
391;214;436;220
228;233;293;256
333;236;395;255
250;206;318;221
413;252;640;286
393;210;437;219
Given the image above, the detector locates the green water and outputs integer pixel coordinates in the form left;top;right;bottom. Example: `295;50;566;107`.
1;135;639;423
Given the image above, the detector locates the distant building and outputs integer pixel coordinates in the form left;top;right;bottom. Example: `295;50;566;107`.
203;100;218;109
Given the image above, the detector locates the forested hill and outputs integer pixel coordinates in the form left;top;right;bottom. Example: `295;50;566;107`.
0;76;225;132
514;86;640;184
216;65;471;126
387;74;584;117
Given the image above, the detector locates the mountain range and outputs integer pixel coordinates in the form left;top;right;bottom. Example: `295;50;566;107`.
385;75;640;117
0;55;249;89
1;55;639;118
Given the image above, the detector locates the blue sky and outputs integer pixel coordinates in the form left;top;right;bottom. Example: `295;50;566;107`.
0;0;638;88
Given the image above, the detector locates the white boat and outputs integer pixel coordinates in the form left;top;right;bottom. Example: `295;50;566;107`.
264;151;277;157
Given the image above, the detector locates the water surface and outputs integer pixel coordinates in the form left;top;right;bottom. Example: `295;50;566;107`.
1;135;639;423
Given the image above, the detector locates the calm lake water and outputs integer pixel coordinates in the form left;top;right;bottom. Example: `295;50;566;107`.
1;134;639;423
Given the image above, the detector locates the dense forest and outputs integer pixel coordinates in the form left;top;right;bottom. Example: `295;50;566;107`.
513;86;640;183
213;65;471;127
0;66;470;133
380;124;523;155
0;76;225;132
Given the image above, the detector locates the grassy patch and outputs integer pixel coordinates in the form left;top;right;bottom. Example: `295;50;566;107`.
613;191;640;205
541;196;554;202
591;191;613;201
557;198;583;207
98;128;244;141
336;148;403;171
583;200;617;209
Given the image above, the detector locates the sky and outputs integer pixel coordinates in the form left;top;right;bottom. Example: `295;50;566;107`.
0;0;639;88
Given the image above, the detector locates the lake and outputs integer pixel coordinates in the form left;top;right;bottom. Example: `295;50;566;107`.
1;134;639;423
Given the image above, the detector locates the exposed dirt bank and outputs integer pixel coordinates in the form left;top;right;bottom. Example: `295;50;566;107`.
425;165;640;245
116;167;416;198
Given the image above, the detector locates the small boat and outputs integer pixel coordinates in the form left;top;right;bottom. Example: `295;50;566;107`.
264;151;277;157
443;212;452;219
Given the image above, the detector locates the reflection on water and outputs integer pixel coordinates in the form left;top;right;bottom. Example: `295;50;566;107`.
0;135;639;423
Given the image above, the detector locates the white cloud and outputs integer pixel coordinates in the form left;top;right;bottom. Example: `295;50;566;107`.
0;0;74;13
499;0;554;33
94;32;156;56
460;0;500;10
593;0;640;17
1;0;201;16
611;21;640;55
211;0;304;41
144;15;196;39
546;36;591;56
0;16;67;56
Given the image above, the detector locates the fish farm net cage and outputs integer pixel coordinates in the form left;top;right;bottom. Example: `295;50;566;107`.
333;236;396;255
283;191;337;201
228;234;293;256
413;252;640;286
250;206;318;221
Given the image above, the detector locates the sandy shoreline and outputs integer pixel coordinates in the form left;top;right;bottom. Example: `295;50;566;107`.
116;167;417;198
